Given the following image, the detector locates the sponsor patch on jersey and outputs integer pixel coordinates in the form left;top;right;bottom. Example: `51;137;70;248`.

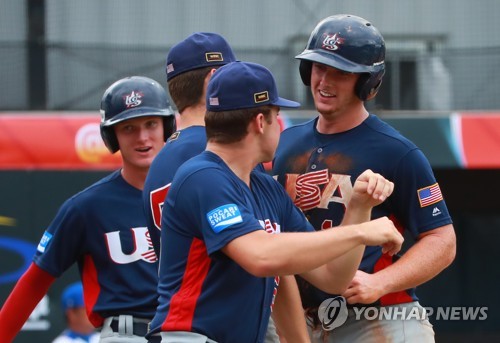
37;231;53;253
206;204;243;233
417;183;443;207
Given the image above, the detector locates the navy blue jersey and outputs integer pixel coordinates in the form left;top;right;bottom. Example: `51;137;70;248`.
33;170;158;326
144;126;267;256
148;151;313;343
273;114;453;306
143;126;207;256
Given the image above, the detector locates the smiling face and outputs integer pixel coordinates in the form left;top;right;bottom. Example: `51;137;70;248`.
310;62;361;119
113;116;165;171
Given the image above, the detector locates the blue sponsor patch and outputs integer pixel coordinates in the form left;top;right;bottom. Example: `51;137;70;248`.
206;204;243;233
37;231;53;253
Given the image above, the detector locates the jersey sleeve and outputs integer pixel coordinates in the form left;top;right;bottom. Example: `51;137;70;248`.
165;169;265;256
0;263;55;342
33;197;88;277
389;148;453;238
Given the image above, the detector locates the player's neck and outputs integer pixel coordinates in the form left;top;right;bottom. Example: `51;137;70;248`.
206;142;256;186
316;106;369;134
120;166;148;190
177;104;206;129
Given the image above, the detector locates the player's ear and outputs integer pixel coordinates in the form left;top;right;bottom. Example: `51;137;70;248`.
253;112;266;134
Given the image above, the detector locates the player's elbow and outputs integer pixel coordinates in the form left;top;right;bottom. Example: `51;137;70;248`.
437;224;457;268
313;282;349;295
443;230;457;267
224;230;289;277
326;282;350;295
241;254;286;278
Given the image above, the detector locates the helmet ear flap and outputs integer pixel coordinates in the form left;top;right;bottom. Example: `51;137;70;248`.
299;60;313;86
355;70;385;101
100;124;119;153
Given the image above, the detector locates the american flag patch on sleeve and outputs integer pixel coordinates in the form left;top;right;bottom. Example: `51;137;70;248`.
417;183;443;207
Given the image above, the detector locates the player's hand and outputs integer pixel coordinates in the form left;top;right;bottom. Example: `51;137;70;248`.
359;216;403;256
342;270;386;304
349;169;394;210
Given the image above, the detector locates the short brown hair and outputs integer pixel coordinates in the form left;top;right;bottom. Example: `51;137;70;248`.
168;66;213;113
205;105;274;144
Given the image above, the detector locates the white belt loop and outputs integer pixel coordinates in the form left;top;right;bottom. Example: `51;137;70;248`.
118;314;134;335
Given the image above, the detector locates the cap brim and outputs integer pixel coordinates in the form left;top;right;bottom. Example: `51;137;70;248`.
296;50;374;73
273;97;300;108
102;107;174;126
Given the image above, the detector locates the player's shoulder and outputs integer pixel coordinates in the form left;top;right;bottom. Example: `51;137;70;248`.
64;170;123;204
173;151;224;183
364;114;417;150
166;126;206;147
251;169;286;192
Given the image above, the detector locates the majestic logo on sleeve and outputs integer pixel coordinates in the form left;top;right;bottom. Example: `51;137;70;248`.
105;227;157;264
206;204;243;233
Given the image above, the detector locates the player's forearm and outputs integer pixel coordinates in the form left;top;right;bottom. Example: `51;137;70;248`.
245;226;364;277
320;202;372;292
272;275;310;343
373;225;456;294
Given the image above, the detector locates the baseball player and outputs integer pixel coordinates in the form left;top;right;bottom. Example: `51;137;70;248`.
144;32;237;257
0;76;176;343
52;282;99;343
142;32;306;342
146;61;404;343
273;14;456;342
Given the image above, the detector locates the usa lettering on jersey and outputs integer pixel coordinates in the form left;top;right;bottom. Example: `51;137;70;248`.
283;169;353;210
150;183;171;230
105;227;157;263
259;218;281;234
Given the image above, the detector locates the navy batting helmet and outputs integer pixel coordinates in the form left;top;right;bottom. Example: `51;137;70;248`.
296;14;385;101
100;76;176;153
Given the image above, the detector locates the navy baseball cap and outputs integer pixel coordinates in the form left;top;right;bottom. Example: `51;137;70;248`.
206;61;300;111
61;282;85;311
166;32;237;81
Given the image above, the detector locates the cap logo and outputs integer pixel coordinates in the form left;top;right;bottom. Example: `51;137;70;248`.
206;52;223;62
166;63;174;74
321;33;344;51
209;97;219;106
123;91;143;108
254;91;269;103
